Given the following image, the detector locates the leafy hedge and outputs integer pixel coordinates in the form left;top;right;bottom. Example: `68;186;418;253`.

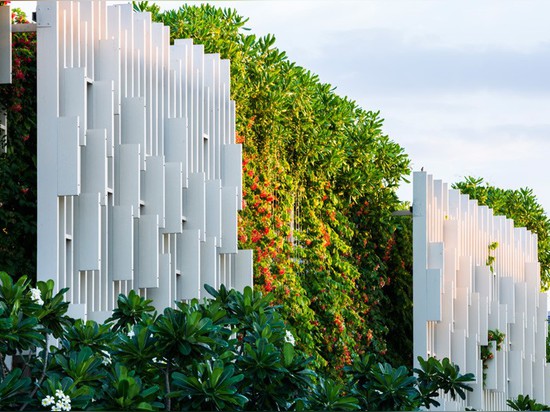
0;272;475;411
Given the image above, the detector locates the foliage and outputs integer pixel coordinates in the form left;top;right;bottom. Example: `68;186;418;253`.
479;329;505;384
453;176;550;289
0;8;37;280
0;272;476;411
507;394;550;411
141;0;412;373
345;354;474;411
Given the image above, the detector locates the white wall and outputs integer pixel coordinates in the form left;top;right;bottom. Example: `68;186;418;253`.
413;171;549;410
36;0;252;322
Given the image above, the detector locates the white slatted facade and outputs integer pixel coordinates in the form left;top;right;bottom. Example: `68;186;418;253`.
36;1;252;321
413;171;548;410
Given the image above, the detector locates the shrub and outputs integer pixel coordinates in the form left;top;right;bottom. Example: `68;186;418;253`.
0;272;476;411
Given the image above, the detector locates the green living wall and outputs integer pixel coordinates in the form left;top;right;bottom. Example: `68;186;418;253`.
141;2;413;370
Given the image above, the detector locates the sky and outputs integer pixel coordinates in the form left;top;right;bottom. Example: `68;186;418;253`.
13;1;550;212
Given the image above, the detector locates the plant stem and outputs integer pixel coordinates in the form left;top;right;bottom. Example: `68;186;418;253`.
0;352;7;378
165;362;171;411
20;335;48;411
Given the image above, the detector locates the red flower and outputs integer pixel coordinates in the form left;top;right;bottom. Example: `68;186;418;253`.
251;229;262;243
10;103;22;112
22;135;29;142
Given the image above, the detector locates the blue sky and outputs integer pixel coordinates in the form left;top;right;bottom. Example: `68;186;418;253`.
14;1;550;212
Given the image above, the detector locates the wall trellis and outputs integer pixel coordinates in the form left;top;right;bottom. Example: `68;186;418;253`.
36;0;252;322
413;171;549;411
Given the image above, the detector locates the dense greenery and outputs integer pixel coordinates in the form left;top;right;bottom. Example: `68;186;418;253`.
0;8;37;278
0;272;475;411
136;1;413;371
453;177;550;290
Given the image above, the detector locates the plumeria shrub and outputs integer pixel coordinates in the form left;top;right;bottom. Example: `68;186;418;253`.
0;272;476;411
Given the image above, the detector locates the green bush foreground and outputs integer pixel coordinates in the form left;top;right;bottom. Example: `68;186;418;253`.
0;271;474;411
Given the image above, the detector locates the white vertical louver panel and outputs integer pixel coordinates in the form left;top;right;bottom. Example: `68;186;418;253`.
60;68;87;145
206;180;222;246
178;229;200;300
91;81;115;157
220;186;238;254
201;236;217;295
184;173;206;239
222;144;243;210
425;269;441;321
82;129;107;201
137;214;159;289
57;116;81;196
163;162;183;234
118;144;140;216
121;97;146;170
233;249;253;292
77;192;101;270
143;156;165;227
112;205;133;281
97;39;120;114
